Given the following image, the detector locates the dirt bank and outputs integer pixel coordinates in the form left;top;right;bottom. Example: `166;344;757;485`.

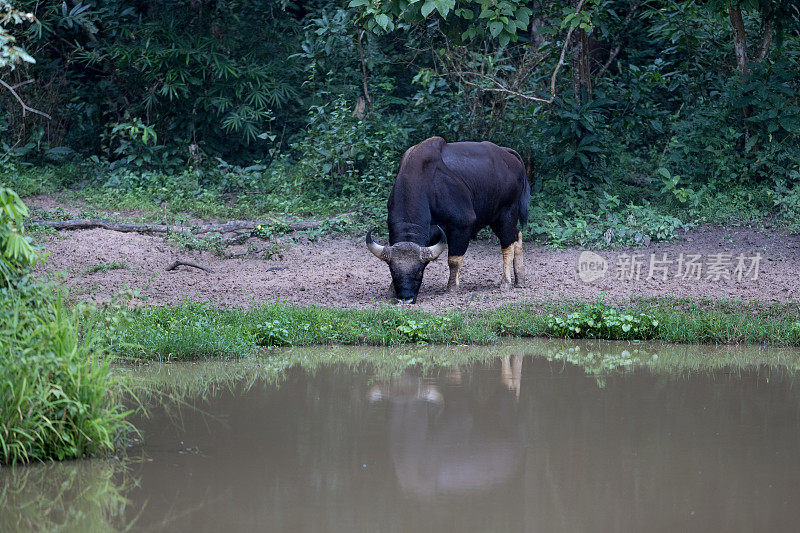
35;217;800;311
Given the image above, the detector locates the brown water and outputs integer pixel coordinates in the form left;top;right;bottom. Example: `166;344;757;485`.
3;340;800;532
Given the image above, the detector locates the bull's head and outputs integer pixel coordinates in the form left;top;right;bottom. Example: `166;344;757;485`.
366;226;446;304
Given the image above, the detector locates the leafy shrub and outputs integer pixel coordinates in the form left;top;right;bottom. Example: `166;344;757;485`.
0;186;39;286
0;189;132;464
774;182;800;233
254;320;291;347
164;230;226;255
529;191;686;247
273;98;413;209
545;302;660;340
0;288;133;464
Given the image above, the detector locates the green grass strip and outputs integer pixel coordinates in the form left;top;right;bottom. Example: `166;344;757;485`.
117;298;800;360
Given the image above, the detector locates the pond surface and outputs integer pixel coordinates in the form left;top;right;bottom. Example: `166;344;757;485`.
3;340;800;532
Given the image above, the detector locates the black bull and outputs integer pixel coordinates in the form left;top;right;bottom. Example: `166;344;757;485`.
366;136;530;303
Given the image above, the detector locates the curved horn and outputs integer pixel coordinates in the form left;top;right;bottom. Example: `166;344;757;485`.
422;225;447;262
366;228;390;262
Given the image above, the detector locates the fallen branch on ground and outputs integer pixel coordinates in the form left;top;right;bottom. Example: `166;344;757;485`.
32;213;355;235
166;260;214;274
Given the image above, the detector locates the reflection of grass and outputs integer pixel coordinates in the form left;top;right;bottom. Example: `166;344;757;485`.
120;339;800;402
0;460;133;532
116;298;800;361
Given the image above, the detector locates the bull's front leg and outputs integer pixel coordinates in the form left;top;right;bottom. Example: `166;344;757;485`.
447;254;463;292
444;226;472;293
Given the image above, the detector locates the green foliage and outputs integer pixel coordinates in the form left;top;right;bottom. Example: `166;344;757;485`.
273;97;413;209
529;191;687;247
0;286;133;464
0;1;35;69
164;230;226;256
254;320;291;347
0;185;38;285
2;0;800;241
545;302;661;340
352;0;538;47
0;189;133;464
84;260;128;274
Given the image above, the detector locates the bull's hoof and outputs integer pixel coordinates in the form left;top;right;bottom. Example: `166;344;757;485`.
446;283;460;294
514;278;526;288
500;280;512;291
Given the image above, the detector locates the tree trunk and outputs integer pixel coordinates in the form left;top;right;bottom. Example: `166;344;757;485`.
356;29;372;113
756;17;774;62
729;4;750;74
571;28;592;102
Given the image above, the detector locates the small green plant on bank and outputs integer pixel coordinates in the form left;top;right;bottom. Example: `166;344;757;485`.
545;302;660;340
528;191;688;248
84;261;129;274
252;220;291;240
165;230;226;255
254;320;291;346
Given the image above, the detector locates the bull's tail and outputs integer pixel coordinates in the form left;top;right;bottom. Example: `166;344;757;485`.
504;147;530;229
519;175;530;228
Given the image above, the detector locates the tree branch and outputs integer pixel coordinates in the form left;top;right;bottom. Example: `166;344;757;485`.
756;17;775;62
597;2;641;79
166;260;214;274
444;0;586;104
356;28;372;110
32;214;355;235
0;79;51;119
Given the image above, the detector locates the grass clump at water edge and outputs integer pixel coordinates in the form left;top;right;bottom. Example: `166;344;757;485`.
0;287;134;465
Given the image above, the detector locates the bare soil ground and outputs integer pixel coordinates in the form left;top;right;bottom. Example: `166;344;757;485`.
30;197;800;311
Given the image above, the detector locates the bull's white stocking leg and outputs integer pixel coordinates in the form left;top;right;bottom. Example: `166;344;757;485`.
501;244;514;290
447;255;464;292
513;231;525;287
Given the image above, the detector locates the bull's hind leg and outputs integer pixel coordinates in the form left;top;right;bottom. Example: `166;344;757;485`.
513;231;525;287
493;217;521;291
501;244;515;290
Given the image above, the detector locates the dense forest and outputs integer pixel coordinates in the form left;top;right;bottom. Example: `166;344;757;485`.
3;0;800;467
1;0;800;244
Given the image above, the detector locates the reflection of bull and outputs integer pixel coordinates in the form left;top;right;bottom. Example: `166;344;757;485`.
369;356;525;498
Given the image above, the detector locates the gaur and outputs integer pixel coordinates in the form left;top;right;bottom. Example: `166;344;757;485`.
366;136;529;303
